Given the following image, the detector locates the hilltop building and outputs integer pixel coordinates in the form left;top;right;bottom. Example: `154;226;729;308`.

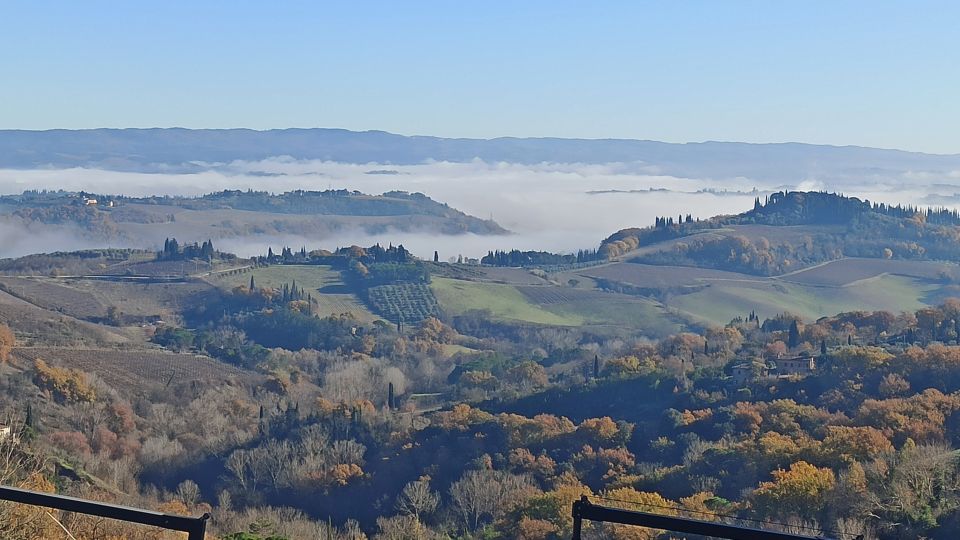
774;355;817;377
731;362;768;385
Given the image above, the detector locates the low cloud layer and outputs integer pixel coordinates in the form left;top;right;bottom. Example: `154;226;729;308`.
1;159;959;259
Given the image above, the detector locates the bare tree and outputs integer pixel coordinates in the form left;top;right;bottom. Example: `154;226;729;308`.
226;448;255;492
864;442;960;530
0;419;56;540
396;478;439;523
329;439;367;467
252;439;293;491
449;469;534;531
342;519;368;540
373;516;423;540
176;479;201;507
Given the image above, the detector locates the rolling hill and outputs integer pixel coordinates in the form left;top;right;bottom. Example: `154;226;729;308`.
0;189;506;256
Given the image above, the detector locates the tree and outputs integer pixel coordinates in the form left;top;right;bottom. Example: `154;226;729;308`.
788;320;801;349
374;515;432;540
0;324;13;363
0;419;60;540
226;449;256;493
863;442;960;531
751;461;836;520
449;470;533;531
507;361;549;392
176;479;201;507
433;251;439;263
395;478;439;524
823;426;893;462
250;275;256;290
106;305;122;325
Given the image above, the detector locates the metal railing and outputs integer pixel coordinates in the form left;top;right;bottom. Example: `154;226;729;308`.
572;496;835;540
0;484;210;539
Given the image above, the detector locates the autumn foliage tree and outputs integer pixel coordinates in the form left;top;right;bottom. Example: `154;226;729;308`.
0;324;13;363
751;461;836;520
32;359;96;403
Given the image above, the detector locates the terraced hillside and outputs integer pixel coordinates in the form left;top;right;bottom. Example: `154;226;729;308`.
12;347;256;391
0;289;131;346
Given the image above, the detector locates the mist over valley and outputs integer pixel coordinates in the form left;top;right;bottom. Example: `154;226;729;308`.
3;140;960;260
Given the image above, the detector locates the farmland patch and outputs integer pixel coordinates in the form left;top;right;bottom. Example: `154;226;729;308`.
431;278;579;326
12;347;256;391
367;283;440;323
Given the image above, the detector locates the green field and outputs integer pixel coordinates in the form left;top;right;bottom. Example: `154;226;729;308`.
213;265;380;322
518;286;682;336
432;278;682;336
538;294;682;336
669;274;936;326
216;264;343;291
432;278;581;326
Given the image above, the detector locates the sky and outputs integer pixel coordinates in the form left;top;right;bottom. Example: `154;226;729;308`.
1;1;958;153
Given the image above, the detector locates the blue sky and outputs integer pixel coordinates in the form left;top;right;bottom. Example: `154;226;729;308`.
1;1;958;153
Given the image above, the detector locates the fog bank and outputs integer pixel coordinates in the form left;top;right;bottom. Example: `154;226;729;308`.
2;159;959;259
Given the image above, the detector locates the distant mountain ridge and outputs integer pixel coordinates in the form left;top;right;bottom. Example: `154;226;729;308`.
3;128;960;182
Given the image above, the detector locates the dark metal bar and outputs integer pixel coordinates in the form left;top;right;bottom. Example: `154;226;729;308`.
572;497;828;540
0;484;209;539
572;503;582;540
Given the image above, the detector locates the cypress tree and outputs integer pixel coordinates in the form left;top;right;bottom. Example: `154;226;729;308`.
820;340;827;356
258;405;265;435
593;354;600;379
249;275;256;290
434;250;439;263
388;382;395;410
788;320;800;348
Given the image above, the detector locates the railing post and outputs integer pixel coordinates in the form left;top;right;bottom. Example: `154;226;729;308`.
571;495;588;540
188;512;210;540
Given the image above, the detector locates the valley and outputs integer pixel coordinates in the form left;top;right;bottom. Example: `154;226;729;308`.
4;190;960;539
